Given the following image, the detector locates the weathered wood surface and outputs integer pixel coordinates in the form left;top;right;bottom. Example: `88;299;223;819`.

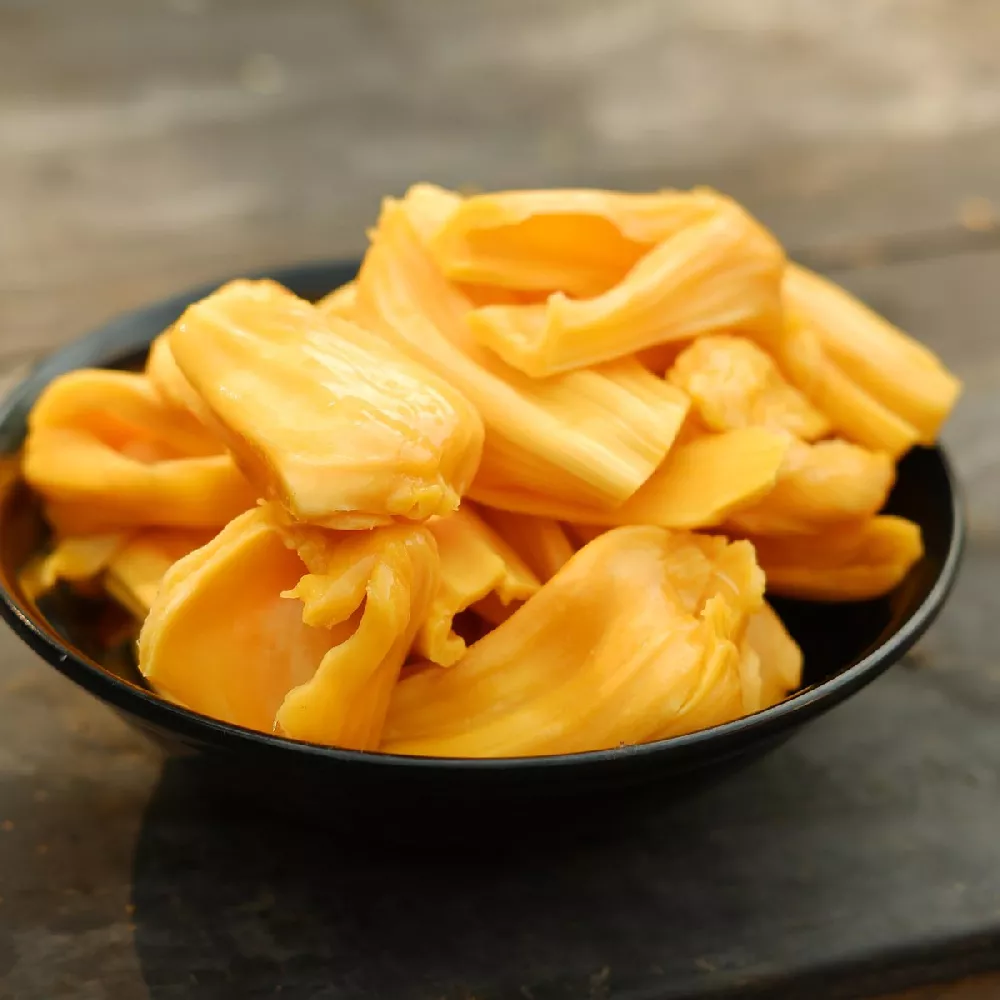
1;2;999;998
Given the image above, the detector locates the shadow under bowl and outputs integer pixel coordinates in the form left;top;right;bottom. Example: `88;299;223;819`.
0;260;965;839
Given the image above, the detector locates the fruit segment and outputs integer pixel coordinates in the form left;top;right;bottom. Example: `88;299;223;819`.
747;515;924;601
19;527;210;621
19;533;128;606
418;505;539;666
104;528;216;619
428;186;722;298
668;336;895;534
669;335;830;441
138;506;438;750
169;280;484;529
784;264;961;444
728;437;894;535
316;281;357;321
778;322;919;458
382;527;765;757
23;370;255;535
739;603;804;713
355;200;690;508
472;428;788;530
146;334;216;427
475;508;575;583
468;200;785;377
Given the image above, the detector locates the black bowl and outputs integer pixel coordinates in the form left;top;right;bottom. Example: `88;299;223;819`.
0;260;965;838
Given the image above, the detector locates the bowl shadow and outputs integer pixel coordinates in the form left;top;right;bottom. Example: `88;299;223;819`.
130;742;853;1000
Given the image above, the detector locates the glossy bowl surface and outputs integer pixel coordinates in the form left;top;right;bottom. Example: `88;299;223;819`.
0;261;965;834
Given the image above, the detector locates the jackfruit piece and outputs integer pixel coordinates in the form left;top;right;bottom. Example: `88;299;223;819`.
784;264;961;444
316;281;357;321
19;533;128;606
778;322;919;459
382;527;765;757
475;508;575;582
104;528;216;619
418;505;539;666
138;505;438;750
169;279;485;529
739;603;804;713
146;335;216;427
472;427;788;530
29;369;222;459
467;200;785;377
401;182;462;245
427;186;722;298
728;436;895;536
669;335;830;440
23;370;255;535
748;515;924;601
354;200;690;508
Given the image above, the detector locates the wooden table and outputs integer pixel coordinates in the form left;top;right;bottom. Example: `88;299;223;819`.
2;3;1000;998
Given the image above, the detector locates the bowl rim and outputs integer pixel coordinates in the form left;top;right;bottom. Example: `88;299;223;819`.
0;259;967;772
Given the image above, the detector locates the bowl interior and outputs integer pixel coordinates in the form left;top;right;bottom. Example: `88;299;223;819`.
0;261;963;769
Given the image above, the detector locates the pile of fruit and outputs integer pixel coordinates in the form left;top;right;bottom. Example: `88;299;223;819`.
19;184;960;756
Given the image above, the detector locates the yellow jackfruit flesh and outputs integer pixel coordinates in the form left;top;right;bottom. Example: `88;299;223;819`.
475;508;575;583
19;528;210;621
740;603;804;713
427;186;722;298
316;281;357;321
669;335;830;441
382;527;764;757
104;528;216;619
169;279;485;529
668;335;895;534
748;515;924;601
23;370;255;535
138;505;438;750
472;427;788;530
784;264;961;445
19;533;128;606
728;437;895;535
468;199;786;377
22;181;965;758
778;322;918;458
418;505;539;666
354;200;690;508
145;334;216;426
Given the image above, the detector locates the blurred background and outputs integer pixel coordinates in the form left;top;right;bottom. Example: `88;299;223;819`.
1;2;998;344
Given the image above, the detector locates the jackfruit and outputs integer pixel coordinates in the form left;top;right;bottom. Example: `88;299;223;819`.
427;185;723;298
747;515;924;601
784;264;961;444
418;505;539;666
471;427;788;530
138;505;438;750
169;279;485;529
23;369;255;535
354;199;690;509
468;199;785;377
382;527;765;757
